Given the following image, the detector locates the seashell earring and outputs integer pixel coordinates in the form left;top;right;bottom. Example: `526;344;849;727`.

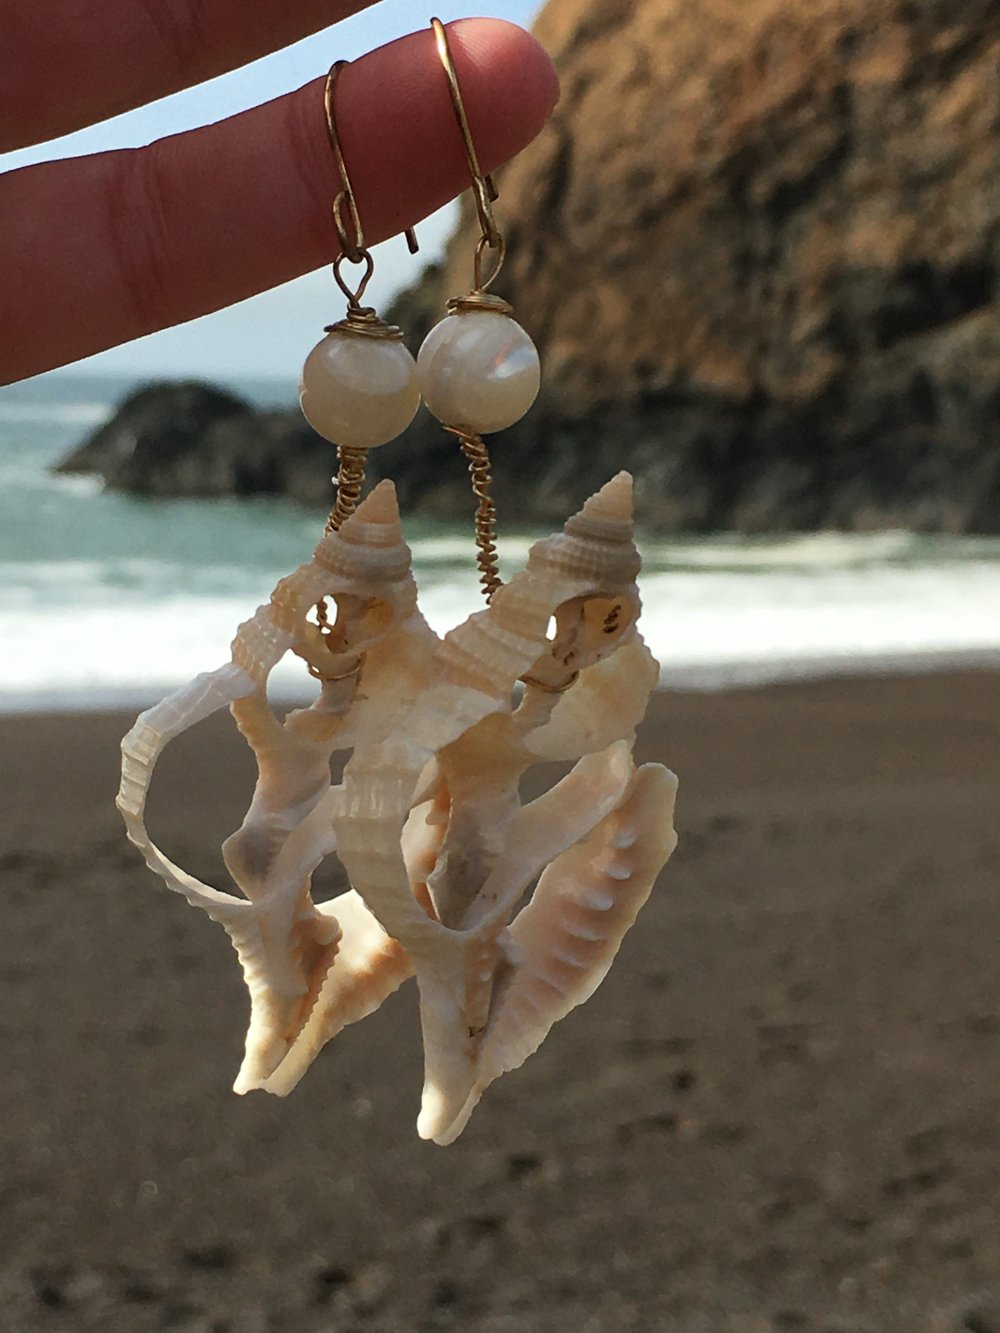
116;24;679;1146
299;60;422;531
416;17;541;600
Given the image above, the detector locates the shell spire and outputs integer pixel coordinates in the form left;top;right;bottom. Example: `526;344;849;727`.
323;477;401;547
577;470;633;523
348;476;398;523
309;479;412;586
527;472;640;589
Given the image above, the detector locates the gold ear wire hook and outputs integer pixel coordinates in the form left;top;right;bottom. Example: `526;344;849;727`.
323;60;418;281
430;17;501;252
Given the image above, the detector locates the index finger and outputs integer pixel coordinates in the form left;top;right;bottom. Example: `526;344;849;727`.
0;20;559;383
2;0;377;151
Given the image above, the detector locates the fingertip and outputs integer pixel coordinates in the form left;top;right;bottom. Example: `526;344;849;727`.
445;17;561;154
0;16;561;379
323;18;561;246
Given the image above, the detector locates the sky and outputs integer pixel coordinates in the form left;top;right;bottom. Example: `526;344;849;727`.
2;1;544;383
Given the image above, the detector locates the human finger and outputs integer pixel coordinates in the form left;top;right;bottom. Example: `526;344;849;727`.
0;20;559;383
2;0;378;152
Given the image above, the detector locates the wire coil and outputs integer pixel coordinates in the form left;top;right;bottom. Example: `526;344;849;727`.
325;446;367;535
314;445;368;644
446;429;502;601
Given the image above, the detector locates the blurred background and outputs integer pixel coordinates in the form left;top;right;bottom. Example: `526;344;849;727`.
1;0;998;710
1;4;1000;1331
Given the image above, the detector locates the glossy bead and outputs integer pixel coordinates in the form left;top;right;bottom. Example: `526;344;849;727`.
417;311;540;434
299;331;420;449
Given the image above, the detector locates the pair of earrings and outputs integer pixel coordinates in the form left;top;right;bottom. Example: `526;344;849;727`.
117;18;678;1146
299;18;540;599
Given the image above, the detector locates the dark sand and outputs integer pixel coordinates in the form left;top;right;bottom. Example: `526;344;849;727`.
1;672;998;1332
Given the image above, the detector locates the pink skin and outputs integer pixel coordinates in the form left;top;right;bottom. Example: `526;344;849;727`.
0;14;559;382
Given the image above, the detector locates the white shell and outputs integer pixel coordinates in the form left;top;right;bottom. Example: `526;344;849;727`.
118;471;678;1144
327;471;678;1142
435;762;679;1145
117;481;438;1091
262;889;413;1097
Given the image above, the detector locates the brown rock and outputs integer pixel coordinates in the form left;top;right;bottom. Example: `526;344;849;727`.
384;0;1000;532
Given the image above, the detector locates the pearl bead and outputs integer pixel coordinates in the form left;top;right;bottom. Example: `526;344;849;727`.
417;311;540;434
299;331;420;449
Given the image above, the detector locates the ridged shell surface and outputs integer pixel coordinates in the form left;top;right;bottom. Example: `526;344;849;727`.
118;482;438;1092
118;473;677;1145
328;473;674;1143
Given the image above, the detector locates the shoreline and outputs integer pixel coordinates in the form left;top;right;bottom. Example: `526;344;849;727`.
0;644;998;715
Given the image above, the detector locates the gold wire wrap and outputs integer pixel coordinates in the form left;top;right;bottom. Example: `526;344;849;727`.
430;19;500;248
521;668;581;695
310;64;406;663
446;290;513;318
325;446;368;534
324;311;406;341
313;445;368;655
324;62;418;264
445;428;502;602
430;17;511;605
323;60;416;339
306;651;366;684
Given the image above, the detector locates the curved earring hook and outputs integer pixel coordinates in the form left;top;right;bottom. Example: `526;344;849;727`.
323;60;419;271
430;17;502;251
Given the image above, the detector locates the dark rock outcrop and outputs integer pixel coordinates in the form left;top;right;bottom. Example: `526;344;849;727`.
58;0;1000;531
56;382;251;491
55;381;337;504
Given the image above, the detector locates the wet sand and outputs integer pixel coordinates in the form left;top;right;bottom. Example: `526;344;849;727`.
0;671;998;1331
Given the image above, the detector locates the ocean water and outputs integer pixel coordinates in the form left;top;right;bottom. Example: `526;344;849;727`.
0;371;998;712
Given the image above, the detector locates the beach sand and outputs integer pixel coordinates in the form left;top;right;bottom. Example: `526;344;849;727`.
0;672;998;1332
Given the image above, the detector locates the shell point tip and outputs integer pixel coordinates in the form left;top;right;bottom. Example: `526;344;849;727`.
350;478;399;524
579;471;634;520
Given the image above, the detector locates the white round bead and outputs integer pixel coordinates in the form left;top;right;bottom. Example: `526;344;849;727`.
417;311;540;434
299;331;420;449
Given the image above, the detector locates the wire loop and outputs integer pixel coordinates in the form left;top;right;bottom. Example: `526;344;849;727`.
474;234;506;294
324;63;366;262
333;250;375;310
520;668;581;695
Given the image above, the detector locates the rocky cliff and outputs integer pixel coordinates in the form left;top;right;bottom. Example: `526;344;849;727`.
60;0;1000;531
